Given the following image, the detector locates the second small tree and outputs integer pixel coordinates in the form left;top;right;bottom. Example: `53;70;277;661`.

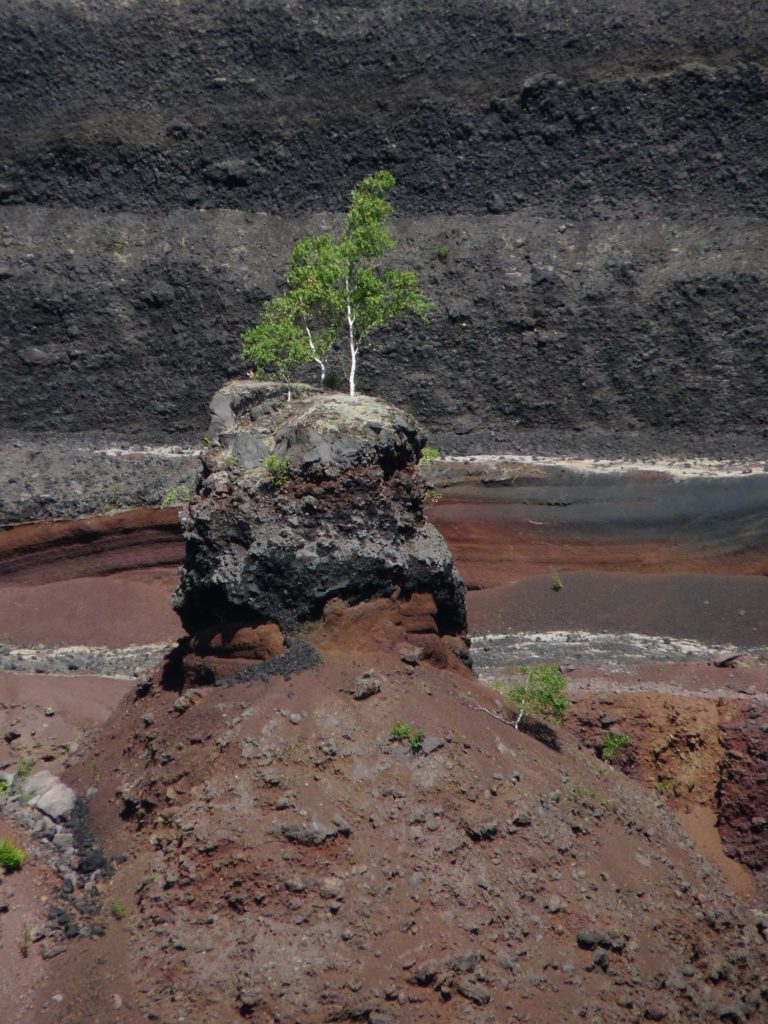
242;170;430;398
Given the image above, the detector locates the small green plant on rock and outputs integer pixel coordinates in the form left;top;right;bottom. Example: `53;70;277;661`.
551;574;564;592
0;779;8;795
223;451;240;469
111;900;126;920
419;446;440;466
390;721;425;752
424;488;443;505
160;484;191;508
602;732;631;762
15;760;34;780
263;454;291;488
103;233;125;256
0;839;26;871
496;664;570;730
100;482;123;513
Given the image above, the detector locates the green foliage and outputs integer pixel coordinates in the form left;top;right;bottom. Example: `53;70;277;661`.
242;295;315;390
100;482;123;514
551;574;564;592
424;488;443;505
223;451;239;469
263;454;292;488
0;839;26;871
0;779;8;794
103;233;125;256
434;244;449;260
15;760;34;780
111;900;126;920
497;664;570;730
160;484;191;508
241;170;431;397
419;446;440;465
602;732;631;762
390;722;425;752
656;778;677;797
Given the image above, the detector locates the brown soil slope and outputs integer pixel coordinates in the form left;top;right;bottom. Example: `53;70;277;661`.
37;599;768;1024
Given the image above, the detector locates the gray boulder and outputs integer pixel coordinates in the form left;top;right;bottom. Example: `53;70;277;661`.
173;381;466;637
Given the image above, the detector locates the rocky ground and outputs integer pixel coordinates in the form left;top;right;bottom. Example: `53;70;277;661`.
2;600;767;1023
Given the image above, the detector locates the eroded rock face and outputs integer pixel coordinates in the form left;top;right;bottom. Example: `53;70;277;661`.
173;381;466;638
718;699;768;870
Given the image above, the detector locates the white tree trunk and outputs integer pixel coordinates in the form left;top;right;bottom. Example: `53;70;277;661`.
304;326;326;388
349;344;357;398
345;277;357;398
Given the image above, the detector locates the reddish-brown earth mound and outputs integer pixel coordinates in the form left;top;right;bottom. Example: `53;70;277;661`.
19;597;762;1024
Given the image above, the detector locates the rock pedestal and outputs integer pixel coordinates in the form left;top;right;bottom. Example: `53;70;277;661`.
173;381;466;643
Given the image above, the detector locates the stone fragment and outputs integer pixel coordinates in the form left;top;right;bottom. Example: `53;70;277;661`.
464;821;498;841
576;928;611;950
455;979;491;1005
279;821;338;846
21;771;76;821
421;736;445;756
353;670;382;700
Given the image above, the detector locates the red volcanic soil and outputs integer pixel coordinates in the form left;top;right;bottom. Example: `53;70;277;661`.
0;568;181;648
0;507;184;583
0;509;183;648
21;597;762;1024
0;672;135;769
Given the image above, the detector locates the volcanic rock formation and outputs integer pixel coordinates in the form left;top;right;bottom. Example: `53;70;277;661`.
173;380;467;639
5;388;760;1024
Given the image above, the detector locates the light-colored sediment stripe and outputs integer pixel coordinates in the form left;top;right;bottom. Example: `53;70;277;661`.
471;629;767;665
440;453;766;480
0;641;172;679
81;445;201;459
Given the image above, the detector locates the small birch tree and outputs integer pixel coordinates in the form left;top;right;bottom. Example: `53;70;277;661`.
497;664;570;730
241;170;430;398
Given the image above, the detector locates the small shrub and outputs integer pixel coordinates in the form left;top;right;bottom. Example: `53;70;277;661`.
100;482;123;513
103;233;125;256
434;244;449;260
551;574;564;592
223;451;240;469
263;453;291;488
0;839;26;871
160;484;191;508
202;435;214;448
0;779;8;794
15;760;34;780
390;722;425;752
602;732;631;762
111;900;126;920
424;488;443;505
497;664;570;730
419;446;440;466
